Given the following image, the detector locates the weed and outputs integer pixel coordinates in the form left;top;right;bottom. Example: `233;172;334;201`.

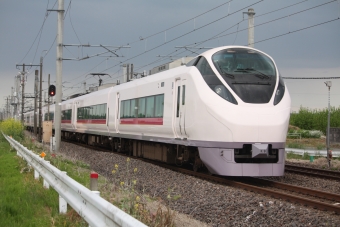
287;142;305;149
0;118;24;141
108;158;178;226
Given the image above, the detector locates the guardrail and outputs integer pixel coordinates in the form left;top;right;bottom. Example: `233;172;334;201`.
285;148;340;157
3;134;147;227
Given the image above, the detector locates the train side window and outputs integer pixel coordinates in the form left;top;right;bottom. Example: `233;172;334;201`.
130;99;136;118
103;104;107;119
176;86;180;117
138;97;146;118
120;101;124;118
84;107;88;119
99;104;103;119
94;105;98;119
155;94;164;117
78;108;83;119
123;100;131;118
146;96;155;118
182;85;186;105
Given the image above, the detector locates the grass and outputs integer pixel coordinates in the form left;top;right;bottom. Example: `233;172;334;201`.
1;132;178;226
0;134;86;227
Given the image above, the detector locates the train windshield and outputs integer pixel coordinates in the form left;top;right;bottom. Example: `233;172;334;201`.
212;48;277;104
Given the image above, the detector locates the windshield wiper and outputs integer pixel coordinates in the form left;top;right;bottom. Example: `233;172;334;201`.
216;62;234;79
232;81;271;85
234;69;250;73
244;68;270;79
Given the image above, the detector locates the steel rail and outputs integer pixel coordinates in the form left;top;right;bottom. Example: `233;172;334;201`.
285;164;340;181
242;177;340;202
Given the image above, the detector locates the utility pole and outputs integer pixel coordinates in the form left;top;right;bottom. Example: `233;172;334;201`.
130;64;134;81
34;70;39;135
6;96;9;119
55;0;64;153
18;64;25;122
243;8;256;48
48;74;50;120
16;63;40;123
39;53;46;142
325;81;332;168
47;0;64;152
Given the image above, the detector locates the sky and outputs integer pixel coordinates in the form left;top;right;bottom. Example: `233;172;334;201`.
0;0;339;114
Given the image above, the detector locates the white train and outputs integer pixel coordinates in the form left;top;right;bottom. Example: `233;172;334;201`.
25;46;291;176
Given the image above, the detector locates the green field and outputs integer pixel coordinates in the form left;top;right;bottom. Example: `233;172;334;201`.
0;134;85;227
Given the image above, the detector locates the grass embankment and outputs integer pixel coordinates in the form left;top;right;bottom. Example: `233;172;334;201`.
0;133;86;227
0;118;177;226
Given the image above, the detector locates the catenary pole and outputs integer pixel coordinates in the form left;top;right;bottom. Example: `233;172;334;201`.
39;57;43;142
55;0;64;153
21;64;25;123
325;81;332;168
48;74;50;120
34;70;38;135
243;8;255;48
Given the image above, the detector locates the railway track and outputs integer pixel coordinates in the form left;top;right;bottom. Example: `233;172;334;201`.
285;164;340;181
61;139;340;214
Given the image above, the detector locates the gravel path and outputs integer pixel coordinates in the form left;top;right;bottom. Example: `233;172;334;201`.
53;141;340;227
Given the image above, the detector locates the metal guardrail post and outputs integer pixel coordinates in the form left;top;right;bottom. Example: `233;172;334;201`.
59;171;68;214
90;172;98;191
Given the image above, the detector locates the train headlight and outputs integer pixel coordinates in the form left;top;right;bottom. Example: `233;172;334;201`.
215;85;224;95
214;85;238;105
274;76;285;105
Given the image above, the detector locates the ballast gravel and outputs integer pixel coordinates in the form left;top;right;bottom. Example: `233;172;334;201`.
56;142;340;227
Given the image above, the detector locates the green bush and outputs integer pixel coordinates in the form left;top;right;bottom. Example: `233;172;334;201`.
0;119;24;141
290;106;340;134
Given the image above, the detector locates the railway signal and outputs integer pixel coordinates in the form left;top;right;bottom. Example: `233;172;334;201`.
49;85;56;97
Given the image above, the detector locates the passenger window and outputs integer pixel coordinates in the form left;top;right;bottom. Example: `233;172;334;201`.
182;85;185;105
176;86;180;117
103;104;107;119
146;96;155;118
123;100;131;118
130;99;136;118
155;94;164;117
138;98;146;118
120;102;124;118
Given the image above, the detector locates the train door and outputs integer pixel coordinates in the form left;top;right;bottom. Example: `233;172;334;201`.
115;92;120;133
173;78;187;139
180;79;188;138
106;92;110;133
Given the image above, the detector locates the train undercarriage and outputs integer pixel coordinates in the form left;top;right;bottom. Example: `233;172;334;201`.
61;131;204;172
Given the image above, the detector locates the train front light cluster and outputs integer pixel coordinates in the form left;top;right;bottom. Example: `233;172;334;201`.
274;76;285;105
214;85;238;105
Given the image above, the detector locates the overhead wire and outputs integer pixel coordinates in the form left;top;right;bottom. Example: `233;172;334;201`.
60;0;338;97
183;0;337;47
64;0;276;95
103;0;314;82
100;1;339;87
126;0;234;46
99;0;264;74
19;0;57;64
